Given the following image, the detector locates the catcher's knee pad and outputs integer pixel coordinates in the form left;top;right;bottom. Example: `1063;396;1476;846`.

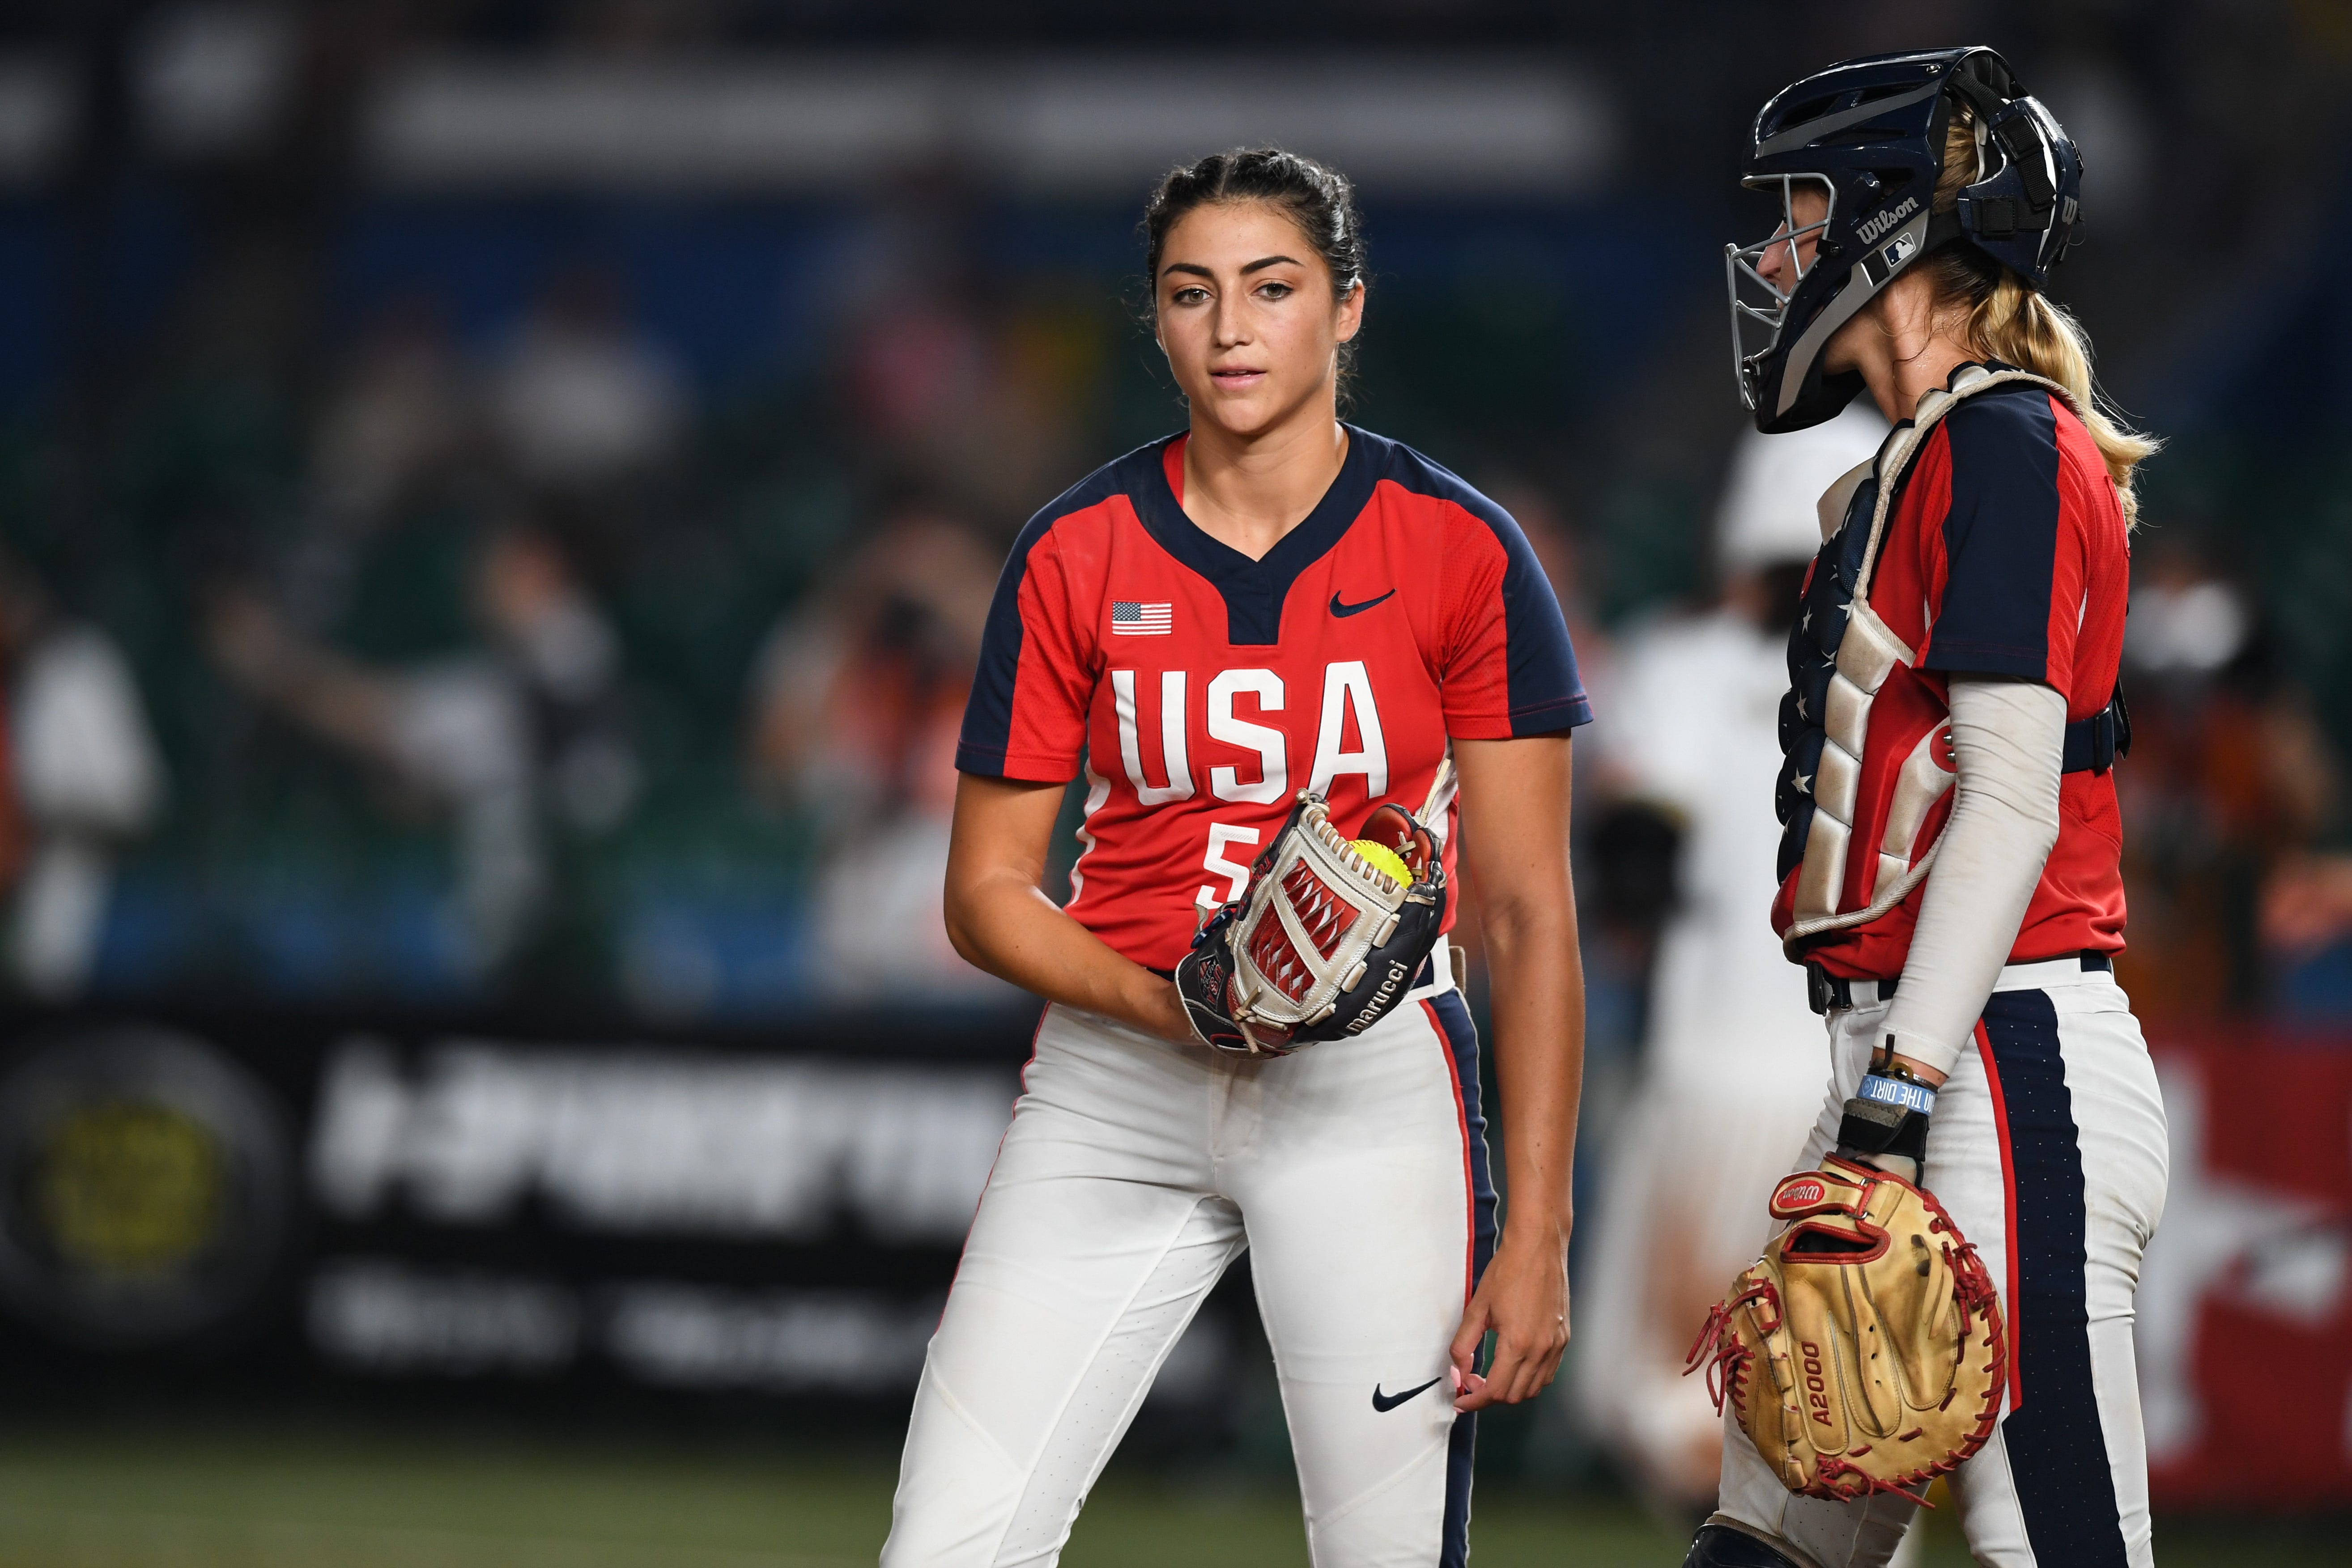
1682;1520;1812;1568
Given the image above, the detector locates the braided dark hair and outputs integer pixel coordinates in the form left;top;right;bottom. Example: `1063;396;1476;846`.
1143;148;1366;380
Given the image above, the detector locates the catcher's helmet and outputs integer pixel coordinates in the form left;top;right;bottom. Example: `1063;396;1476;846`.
1726;47;2084;432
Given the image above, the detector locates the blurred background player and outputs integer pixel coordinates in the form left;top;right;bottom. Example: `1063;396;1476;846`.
0;550;166;999
744;503;1009;1000
1574;399;1884;1513
208;527;635;975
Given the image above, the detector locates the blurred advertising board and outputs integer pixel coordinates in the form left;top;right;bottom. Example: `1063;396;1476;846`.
300;1032;1015;1394
0;1007;1025;1407
0;1005;1241;1434
2142;1037;2352;1507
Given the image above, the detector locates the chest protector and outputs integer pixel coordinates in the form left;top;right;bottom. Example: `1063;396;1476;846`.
1774;365;2073;954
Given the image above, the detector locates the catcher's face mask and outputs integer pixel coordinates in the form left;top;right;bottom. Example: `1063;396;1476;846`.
1725;175;1839;416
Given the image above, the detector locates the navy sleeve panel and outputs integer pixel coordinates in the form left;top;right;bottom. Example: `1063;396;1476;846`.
1923;387;2062;681
1384;441;1593;735
955;514;1048;777
1489;507;1594;734
955;459;1128;777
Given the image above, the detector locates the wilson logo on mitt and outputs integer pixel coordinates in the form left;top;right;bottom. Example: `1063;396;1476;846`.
1773;1177;1828;1211
1175;788;1446;1057
1685;1155;2005;1504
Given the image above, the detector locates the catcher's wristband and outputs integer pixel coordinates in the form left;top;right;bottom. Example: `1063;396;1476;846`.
1855;1072;1936;1115
1837;1067;1933;1173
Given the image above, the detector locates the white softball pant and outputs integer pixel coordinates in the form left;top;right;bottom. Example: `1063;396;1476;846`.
1713;956;2169;1568
881;956;1493;1568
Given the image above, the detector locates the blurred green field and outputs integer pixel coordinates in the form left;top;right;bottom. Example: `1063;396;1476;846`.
0;1430;2333;1567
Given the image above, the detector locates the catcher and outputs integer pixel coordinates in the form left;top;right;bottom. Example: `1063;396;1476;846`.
881;148;1591;1568
1685;48;2169;1568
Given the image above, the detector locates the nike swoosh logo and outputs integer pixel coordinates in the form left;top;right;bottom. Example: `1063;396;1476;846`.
1371;1374;1444;1413
1330;589;1396;618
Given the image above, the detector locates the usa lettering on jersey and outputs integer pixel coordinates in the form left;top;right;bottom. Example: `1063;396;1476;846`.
1111;660;1389;806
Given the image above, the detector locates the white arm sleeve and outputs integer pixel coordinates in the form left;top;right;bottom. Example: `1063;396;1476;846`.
1876;676;2067;1078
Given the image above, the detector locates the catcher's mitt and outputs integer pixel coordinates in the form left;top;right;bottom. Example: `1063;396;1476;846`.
1174;789;1445;1056
1685;1155;2005;1504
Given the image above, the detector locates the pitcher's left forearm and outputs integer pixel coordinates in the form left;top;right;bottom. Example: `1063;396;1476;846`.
1483;895;1584;1244
1445;734;1583;1410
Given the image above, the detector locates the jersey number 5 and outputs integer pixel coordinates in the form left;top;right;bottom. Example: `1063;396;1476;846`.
1195;824;1261;913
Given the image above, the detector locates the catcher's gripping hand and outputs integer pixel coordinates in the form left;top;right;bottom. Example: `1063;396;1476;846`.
1174;790;1446;1057
1685;1156;2006;1504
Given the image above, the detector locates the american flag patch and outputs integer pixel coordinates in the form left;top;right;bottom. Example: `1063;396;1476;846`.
1111;601;1173;636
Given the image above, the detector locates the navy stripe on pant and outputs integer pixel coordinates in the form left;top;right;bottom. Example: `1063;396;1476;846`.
1980;990;2128;1568
1428;990;1496;1568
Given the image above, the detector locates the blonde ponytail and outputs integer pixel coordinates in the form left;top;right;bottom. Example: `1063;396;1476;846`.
1926;108;2159;528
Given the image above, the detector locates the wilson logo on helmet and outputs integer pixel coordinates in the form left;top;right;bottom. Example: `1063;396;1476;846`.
1855;196;1918;246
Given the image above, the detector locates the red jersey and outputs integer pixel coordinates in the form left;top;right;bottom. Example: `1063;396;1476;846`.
957;426;1591;971
1774;374;2130;977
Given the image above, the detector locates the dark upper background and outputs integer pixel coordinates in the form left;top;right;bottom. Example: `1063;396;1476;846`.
0;0;2344;1029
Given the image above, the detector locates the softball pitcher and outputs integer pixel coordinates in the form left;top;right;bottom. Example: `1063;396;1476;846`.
881;148;1591;1568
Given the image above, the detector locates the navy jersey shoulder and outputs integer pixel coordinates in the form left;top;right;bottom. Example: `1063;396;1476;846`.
1939;378;2063;472
1360;430;1514;533
964;438;1171;773
1921;381;2063;680
1361;429;1588;733
1019;435;1175;547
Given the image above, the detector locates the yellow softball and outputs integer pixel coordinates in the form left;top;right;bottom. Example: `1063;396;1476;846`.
1349;838;1414;885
